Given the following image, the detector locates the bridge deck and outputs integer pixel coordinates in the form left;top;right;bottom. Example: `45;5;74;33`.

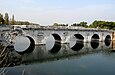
22;28;113;32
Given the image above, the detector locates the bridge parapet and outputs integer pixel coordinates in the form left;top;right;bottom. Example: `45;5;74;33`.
23;28;113;33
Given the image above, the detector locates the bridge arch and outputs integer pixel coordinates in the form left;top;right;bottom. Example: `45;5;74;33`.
70;34;84;51
105;35;111;41
25;36;35;53
52;33;62;43
91;34;100;41
74;34;84;41
46;33;62;54
15;36;35;54
104;35;111;46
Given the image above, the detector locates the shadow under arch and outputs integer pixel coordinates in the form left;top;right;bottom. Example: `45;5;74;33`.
105;35;111;46
105;35;111;40
74;34;84;41
52;33;62;43
48;33;62;54
91;34;100;41
17;36;35;55
91;34;100;49
71;34;84;51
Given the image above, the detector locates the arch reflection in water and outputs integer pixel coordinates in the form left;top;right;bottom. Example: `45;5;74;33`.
70;34;84;51
14;36;35;54
49;42;61;54
112;41;115;52
46;34;61;54
90;40;99;49
91;34;100;49
71;40;84;51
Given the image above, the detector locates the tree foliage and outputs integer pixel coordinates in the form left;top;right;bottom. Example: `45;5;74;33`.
4;13;9;25
89;20;115;30
53;23;68;26
0;13;4;24
1;13;115;30
0;13;39;25
71;21;88;27
15;21;29;25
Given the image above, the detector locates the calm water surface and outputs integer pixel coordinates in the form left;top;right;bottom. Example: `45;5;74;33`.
1;36;115;75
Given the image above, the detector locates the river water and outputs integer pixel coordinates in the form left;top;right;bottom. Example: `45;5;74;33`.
1;36;115;75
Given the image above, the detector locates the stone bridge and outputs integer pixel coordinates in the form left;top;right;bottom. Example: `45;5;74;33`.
0;27;114;56
22;28;113;45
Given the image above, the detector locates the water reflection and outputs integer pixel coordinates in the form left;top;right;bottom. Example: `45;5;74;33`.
90;41;99;49
0;41;113;66
20;41;112;65
1;39;115;75
49;42;61;54
105;40;111;46
71;40;84;51
46;35;61;54
112;41;115;52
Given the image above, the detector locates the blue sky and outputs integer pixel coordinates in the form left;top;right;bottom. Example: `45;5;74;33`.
0;0;115;25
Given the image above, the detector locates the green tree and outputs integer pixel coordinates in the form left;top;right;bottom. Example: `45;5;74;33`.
0;13;4;24
89;20;102;28
71;23;77;26
4;13;9;25
89;20;115;30
79;22;87;27
71;22;87;27
53;23;58;26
